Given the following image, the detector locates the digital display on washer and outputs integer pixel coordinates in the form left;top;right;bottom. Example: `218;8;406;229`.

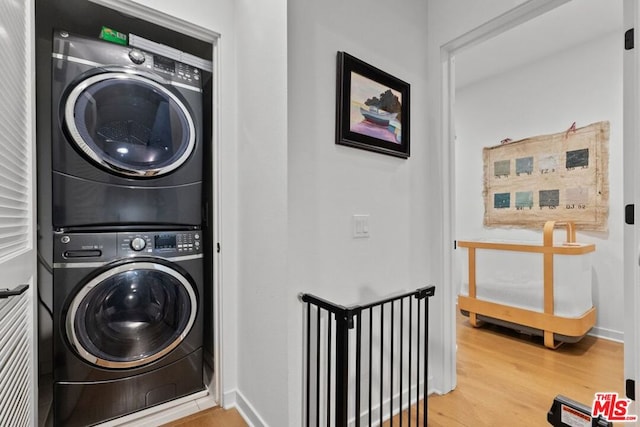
153;55;176;73
154;234;176;250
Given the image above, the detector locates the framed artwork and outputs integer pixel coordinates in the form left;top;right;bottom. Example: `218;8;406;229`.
483;121;609;231
335;52;410;158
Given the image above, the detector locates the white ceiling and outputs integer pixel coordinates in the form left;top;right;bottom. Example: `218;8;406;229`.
455;0;623;89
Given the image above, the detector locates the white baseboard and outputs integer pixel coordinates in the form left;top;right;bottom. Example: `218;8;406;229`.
223;388;238;408
224;389;269;427
346;376;433;427
589;326;624;343
225;378;436;427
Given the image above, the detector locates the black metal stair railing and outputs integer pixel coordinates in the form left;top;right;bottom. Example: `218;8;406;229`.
300;285;435;427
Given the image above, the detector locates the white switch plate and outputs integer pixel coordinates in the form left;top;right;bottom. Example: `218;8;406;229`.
353;214;370;238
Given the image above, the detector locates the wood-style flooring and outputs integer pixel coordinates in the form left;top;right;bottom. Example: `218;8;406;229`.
161;406;247;427
166;311;623;426
427;312;623;426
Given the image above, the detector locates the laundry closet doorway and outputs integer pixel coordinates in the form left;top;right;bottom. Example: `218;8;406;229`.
441;0;624;396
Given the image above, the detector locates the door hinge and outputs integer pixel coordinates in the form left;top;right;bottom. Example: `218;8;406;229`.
454;240;457;250
627;379;636;400
626;204;634;225
626;28;634;50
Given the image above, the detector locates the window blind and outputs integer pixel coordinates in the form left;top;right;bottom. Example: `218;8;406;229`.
0;292;31;427
0;0;32;260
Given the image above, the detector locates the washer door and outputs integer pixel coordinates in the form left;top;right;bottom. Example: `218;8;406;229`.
64;69;196;177
66;261;197;369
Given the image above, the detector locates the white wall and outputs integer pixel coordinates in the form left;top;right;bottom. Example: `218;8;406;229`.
235;0;289;425
454;31;624;340
287;0;431;422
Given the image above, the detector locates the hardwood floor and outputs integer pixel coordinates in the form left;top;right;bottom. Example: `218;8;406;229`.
161;406;247;427
427;312;624;426
168;311;623;426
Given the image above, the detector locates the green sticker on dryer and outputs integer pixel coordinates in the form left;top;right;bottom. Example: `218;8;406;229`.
99;26;128;45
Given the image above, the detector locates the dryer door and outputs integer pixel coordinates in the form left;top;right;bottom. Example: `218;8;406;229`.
64;69;196;177
67;261;197;369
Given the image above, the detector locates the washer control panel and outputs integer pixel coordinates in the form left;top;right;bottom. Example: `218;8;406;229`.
118;230;202;257
54;230;203;263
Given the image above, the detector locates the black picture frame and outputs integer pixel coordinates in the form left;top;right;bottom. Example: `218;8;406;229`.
336;52;410;158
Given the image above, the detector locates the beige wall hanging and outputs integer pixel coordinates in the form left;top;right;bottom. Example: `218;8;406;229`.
483;121;609;231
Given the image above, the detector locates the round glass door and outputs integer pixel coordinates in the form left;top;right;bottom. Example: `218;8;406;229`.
64;69;196;177
67;261;197;368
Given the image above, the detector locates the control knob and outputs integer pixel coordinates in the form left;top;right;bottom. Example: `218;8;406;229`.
128;49;146;65
130;237;147;251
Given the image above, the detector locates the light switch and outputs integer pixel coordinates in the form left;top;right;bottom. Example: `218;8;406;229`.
353;214;370;238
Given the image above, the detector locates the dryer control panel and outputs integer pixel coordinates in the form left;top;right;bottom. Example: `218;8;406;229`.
152;54;202;86
52;31;206;92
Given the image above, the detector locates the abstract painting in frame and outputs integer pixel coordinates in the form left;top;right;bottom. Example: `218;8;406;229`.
336;52;410;158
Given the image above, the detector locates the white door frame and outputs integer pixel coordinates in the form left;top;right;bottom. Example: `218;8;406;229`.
623;0;640;419
439;0;571;394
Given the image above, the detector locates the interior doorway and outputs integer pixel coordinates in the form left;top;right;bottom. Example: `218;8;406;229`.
442;0;624;398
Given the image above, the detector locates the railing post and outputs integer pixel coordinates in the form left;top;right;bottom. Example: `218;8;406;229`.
417;286;436;425
335;308;355;427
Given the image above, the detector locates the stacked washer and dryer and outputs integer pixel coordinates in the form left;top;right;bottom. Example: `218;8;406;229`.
46;30;207;426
